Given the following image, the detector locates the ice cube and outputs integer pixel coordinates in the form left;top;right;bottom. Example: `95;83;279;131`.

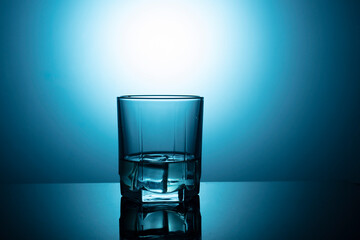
141;161;168;193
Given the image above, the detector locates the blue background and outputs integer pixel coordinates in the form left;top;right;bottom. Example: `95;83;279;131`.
0;0;359;183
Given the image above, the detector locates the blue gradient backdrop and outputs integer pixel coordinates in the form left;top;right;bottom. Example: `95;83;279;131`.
0;0;359;183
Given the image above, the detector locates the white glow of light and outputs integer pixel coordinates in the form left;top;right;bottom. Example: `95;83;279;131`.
63;0;262;121
96;1;224;90
120;5;207;79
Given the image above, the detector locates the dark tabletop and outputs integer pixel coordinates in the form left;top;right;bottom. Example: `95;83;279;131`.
1;182;359;239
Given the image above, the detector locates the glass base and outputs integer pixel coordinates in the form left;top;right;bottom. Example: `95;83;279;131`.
121;183;198;203
142;190;183;202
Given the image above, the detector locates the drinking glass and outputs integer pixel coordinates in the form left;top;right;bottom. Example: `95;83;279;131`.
117;95;203;202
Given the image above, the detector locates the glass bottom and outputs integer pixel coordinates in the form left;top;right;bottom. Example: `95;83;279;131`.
119;152;200;202
121;183;198;202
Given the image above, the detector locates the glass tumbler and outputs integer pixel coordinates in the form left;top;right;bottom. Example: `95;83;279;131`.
117;95;203;202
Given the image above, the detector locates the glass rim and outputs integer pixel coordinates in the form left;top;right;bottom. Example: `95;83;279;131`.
117;95;203;100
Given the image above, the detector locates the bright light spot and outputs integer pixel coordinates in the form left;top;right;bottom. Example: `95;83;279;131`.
64;0;261;110
96;1;224;89
120;5;207;80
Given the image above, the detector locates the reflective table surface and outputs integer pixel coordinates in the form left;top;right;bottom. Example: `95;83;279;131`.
1;182;359;239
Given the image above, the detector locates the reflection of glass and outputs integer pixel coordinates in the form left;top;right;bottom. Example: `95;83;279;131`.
117;95;204;202
119;196;201;240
